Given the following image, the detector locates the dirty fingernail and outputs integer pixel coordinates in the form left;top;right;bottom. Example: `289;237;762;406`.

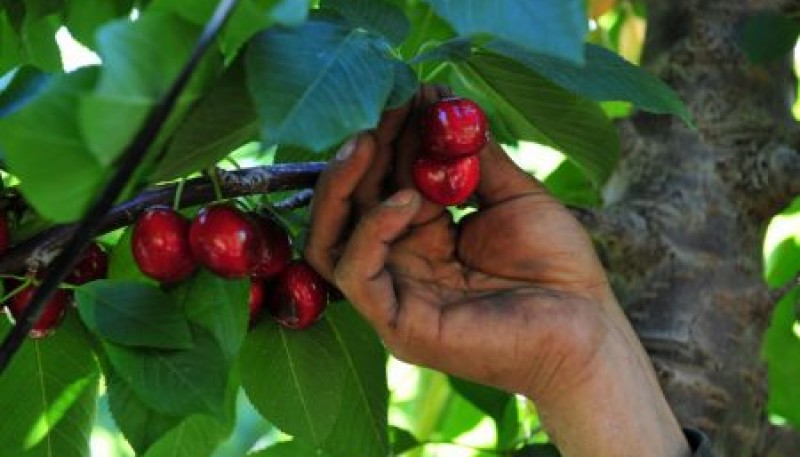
336;135;359;161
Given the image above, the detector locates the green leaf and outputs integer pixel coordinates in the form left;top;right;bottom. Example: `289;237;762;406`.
245;18;396;152
151;59;258;183
105;327;231;418
106;369;184;454
19;13;62;72
66;0;134;49
152;0;311;56
0;67;105;222
241;303;389;457
390;426;421;455
0;11;23;74
170;270;250;360
422;0;586;63
80;12;220;166
143;414;228;457
515;443;561;457
455;52;619;185
543;159;601;207
250;441;332;457
387;59;418;108
75;279;194;350
322;0;411;45
449;376;516;424
0;316;100;457
740;12;800;64
0;65;51;118
485;41;692;125
765;237;800;288
763;288;800;431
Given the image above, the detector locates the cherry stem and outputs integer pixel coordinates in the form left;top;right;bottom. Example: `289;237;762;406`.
0;277;32;305
172;177;187;211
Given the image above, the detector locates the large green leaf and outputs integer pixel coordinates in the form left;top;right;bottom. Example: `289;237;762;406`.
455;52;619;185
485;41;692;125
80;12;221;166
763;288;800;429
143;414;229;457
0;11;23;74
422;0;586;63
241;303;389;457
151;59;258;183
0;316;100;457
322;0;410;45
245;18;396;152
104;327;230;418
106;369;183;454
75;279;194;350
449;376;519;447
0;67;105;222
169;270;250;360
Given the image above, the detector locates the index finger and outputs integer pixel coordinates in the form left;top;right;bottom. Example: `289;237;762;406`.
304;133;378;282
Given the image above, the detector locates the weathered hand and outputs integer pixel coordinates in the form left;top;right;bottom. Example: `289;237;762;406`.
305;89;689;456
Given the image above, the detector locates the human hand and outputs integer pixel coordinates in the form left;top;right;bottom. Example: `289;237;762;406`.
305;88;690;456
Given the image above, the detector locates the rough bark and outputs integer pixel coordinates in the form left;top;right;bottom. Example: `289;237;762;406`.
595;1;799;455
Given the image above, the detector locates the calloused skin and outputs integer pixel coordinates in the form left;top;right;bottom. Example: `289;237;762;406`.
305;87;691;457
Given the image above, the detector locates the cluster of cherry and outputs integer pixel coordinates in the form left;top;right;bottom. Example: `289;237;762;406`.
132;204;330;330
412;98;489;206
2;233;109;338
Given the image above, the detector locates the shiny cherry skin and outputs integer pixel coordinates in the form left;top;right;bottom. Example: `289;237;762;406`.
189;204;262;279
270;261;327;330
251;214;291;280
7;284;71;338
422;98;488;158
248;280;265;324
67;242;109;285
412;155;480;206
132;206;197;283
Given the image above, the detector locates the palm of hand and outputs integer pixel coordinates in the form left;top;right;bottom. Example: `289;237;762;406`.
382;187;614;397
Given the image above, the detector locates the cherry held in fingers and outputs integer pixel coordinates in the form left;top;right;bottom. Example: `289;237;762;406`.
251;213;291;280
190;204;262;279
412;155;480;206
422;98;488;158
7;284;71;338
133;206;197;283
270;260;327;330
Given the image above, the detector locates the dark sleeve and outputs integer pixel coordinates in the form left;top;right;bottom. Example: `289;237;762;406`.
684;428;714;456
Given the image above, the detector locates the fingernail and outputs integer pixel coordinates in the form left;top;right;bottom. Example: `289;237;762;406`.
384;190;415;207
336;135;359;161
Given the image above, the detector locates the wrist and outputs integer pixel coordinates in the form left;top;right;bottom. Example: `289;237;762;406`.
530;328;690;457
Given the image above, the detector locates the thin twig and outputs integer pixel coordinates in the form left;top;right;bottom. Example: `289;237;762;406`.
0;163;325;275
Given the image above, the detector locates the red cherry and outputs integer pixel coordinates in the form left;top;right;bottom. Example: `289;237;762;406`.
189;204;262;279
6;284;71;338
67;242;108;285
270;261;327;330
251;214;291;280
422;98;488;158
0;212;10;254
249;280;264;324
132;206;197;283
412;155;480;206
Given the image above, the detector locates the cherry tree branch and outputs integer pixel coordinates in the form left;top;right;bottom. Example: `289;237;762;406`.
0;163;325;275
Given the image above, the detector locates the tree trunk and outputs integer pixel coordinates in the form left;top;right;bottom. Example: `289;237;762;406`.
596;1;799;455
